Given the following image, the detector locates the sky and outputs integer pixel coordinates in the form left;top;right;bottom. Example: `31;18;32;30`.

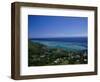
28;15;88;38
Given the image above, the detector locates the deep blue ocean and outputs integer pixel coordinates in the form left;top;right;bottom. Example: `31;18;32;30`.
30;37;88;51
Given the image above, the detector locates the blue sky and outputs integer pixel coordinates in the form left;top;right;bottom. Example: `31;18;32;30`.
28;15;88;38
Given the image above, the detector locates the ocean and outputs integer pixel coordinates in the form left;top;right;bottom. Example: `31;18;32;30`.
30;37;88;51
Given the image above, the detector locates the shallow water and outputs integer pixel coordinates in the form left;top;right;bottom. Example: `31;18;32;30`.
31;37;87;51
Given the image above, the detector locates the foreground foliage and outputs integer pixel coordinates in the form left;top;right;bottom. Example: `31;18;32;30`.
28;40;88;66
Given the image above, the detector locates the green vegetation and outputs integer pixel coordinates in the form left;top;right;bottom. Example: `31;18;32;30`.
28;40;88;66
